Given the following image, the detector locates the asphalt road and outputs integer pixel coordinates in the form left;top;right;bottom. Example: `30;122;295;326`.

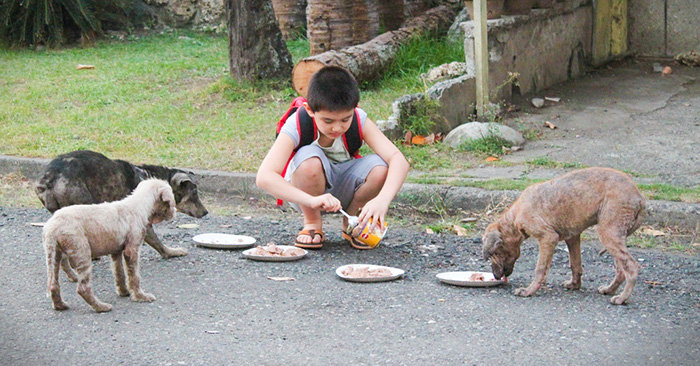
1;205;698;366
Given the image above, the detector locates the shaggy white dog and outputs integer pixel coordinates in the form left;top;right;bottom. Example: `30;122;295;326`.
42;178;175;312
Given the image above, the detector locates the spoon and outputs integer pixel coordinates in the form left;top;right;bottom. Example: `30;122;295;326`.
339;209;359;228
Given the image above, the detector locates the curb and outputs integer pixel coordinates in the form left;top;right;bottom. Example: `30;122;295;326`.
1;155;698;231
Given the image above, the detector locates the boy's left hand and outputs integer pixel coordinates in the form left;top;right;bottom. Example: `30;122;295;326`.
357;198;389;230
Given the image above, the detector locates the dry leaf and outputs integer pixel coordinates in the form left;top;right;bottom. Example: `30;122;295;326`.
452;225;468;236
545;97;561;102
544;121;557;129
29;222;45;227
177;223;199;229
485;156;499;162
267;276;296;281
643;280;664;287
404;131;413;146
461;217;478;223
204;330;220;334
425;228;435;234
423;133;436;144
242;216;252;220
219;224;232;228
662;66;673;75
412;135;427;145
76;64;95;70
640;227;665;237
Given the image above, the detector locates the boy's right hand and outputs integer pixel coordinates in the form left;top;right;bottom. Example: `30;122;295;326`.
307;193;342;212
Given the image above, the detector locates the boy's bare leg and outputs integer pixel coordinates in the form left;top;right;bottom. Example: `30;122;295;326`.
343;166;388;228
291;157;325;244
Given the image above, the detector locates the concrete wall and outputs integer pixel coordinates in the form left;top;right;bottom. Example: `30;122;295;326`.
629;0;700;57
377;1;594;138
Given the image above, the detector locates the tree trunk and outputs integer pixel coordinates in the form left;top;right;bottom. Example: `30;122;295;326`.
228;0;293;81
271;0;307;40
378;0;404;31
292;5;457;96
307;0;354;55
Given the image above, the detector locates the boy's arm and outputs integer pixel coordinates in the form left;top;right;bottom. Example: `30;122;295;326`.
359;118;410;223
256;133;341;212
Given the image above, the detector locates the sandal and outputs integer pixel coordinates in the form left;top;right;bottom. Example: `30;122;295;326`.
342;232;374;250
294;229;325;249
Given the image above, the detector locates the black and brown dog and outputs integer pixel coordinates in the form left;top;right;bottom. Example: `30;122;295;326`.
35;150;208;259
482;167;646;305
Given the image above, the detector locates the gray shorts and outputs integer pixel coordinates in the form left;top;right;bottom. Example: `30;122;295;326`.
284;145;387;211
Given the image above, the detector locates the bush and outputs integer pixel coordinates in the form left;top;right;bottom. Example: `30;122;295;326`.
0;0;141;48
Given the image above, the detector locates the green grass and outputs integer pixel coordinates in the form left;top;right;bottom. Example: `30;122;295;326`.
525;157;583;169
638;183;700;203
0;31;463;172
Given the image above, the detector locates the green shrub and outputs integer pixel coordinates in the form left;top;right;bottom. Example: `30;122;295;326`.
0;0;141;48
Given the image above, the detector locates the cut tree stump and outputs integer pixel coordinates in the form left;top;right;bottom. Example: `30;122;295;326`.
292;5;457;96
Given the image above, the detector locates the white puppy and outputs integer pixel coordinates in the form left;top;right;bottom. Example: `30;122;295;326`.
42;179;175;312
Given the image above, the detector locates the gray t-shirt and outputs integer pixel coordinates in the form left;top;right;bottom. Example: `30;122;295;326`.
279;108;368;164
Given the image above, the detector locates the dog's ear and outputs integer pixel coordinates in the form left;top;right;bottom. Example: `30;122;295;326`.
172;171;199;187
158;185;175;208
482;229;503;260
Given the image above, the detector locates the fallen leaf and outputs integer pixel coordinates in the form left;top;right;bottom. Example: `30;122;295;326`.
425;228;435;234
242;216;252;220
544;121;557;129
485;156;499;162
545;97;561;102
29;222;45;227
177;223;199;229
267;276;296;281
662;66;673;75
219;224;232;228
640;227;665;237
691;242;700;247
404;131;413;146
76;64;95;70
461;217;478;223
452;225;469;236
411;135;427;145
643;280;664;287
423;133;436;144
204;330;220;334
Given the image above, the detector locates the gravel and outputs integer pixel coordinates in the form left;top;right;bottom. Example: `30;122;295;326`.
1;205;698;365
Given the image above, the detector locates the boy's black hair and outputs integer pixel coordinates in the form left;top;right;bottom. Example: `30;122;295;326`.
306;66;360;112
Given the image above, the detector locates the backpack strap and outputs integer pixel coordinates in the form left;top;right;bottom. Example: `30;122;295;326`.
342;109;363;158
296;107;317;149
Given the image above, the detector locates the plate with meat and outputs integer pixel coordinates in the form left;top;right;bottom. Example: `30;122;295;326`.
336;264;405;283
436;271;504;287
242;243;308;262
193;233;256;249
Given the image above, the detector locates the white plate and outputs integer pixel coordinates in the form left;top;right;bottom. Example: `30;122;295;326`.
436;271;504;287
242;245;308;262
336;264;405;283
192;233;256;249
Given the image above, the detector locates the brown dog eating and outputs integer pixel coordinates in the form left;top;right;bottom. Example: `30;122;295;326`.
482;167;646;304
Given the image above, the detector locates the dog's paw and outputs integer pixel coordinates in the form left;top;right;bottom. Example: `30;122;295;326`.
93;302;113;313
116;287;130;297
562;280;581;290
609;295;628;305
52;301;69;311
162;247;188;259
513;287;535;297
598;285;617;295
131;292;156;302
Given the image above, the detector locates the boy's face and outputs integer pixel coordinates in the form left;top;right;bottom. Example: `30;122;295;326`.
305;106;354;140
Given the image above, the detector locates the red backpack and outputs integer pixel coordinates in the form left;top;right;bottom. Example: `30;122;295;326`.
275;96;364;205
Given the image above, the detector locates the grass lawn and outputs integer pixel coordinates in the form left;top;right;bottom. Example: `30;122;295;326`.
0;30;465;172
1;30;698;204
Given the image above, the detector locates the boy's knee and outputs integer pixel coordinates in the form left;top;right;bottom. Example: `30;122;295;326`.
296;157;324;177
366;165;388;184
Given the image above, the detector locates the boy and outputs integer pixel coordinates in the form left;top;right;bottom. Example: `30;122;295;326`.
256;66;409;249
